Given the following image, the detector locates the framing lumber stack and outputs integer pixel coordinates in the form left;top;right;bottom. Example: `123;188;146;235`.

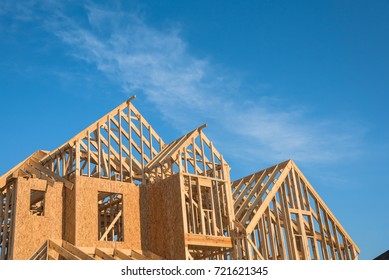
0;96;360;260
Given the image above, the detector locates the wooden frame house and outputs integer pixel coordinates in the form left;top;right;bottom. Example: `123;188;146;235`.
0;97;360;260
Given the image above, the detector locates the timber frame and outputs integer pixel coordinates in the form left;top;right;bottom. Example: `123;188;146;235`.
0;96;360;260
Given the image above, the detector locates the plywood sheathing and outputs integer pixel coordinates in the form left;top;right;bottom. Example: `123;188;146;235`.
12;178;63;260
145;173;186;260
70;175;142;250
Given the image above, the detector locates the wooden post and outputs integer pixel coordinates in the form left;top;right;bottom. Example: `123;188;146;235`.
118;109;123;181
127;102;133;182
75;140;80;175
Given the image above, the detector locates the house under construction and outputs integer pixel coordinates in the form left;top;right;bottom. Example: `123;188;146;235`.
0;96;360;260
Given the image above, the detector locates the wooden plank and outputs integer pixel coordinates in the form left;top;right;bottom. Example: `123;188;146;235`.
99;210;122;241
199;131;207;174
148;125;153;159
180;173;189;236
323;211;336;259
87;130;91;176
142;250;164;260
259;218;269;258
188;176;197;234
29;241;48;260
245;161;292;234
332;224;343;260
215;181;224;235
131;250;149;260
139;115;145;184
246;236;264;260
235;170;268;220
0;191;4;226
48;240;80;260
127;102;133;181
107;116;112;179
233;173;258;208
266;207;277;259
273;197;287;259
28;159;74;190
1;186;11;259
118;109;123;181
185;234;233;248
196;177;206;235
95;248;115;260
209;180;217;235
303;191;320;260
7;183;17;260
315;202;329;259
75;140;80;175
114;248;133;260
62;241;94;260
291;168;309;259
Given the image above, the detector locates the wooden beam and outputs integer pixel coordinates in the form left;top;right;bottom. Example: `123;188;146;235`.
131;250;150;260
114;248;133;260
62;241;94;260
245;161;292;234
48;240;80;260
95;248;115;260
99;210;122;241
185;234;233;248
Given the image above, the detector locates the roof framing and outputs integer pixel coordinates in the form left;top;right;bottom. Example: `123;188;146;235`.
39;96;165;184
231;160;360;260
145;124;229;182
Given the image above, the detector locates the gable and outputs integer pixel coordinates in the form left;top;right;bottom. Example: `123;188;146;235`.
231;160;360;260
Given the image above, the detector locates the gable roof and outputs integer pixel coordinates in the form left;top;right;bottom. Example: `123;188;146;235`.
232;160;360;259
37;96;165;183
145;124;229;182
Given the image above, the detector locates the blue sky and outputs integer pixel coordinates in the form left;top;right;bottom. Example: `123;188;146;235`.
0;1;388;259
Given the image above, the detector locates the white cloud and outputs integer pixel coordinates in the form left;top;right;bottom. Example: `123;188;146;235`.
5;2;367;165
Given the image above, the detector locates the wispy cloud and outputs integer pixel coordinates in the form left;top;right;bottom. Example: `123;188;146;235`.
4;2;366;165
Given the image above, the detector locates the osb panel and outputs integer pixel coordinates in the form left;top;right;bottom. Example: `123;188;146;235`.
71;176;141;250
145;174;186;260
12;178;63;260
64;185;76;244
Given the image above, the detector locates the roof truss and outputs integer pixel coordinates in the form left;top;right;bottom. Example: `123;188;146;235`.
29;239;163;260
0;150;73;191
39;96;165;185
231;160;360;260
145;124;229;182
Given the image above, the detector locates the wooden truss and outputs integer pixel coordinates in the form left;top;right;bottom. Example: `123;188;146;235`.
231;160;360;260
38;96;165;185
145;124;229;182
29;239;163;260
0;150;73;191
145;125;236;260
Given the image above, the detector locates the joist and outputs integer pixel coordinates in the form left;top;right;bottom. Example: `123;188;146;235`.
185;234;233;248
48;240;80;260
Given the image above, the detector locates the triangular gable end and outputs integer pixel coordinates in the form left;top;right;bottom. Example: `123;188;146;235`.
38;96;165;185
145;124;230;183
231;160;360;260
